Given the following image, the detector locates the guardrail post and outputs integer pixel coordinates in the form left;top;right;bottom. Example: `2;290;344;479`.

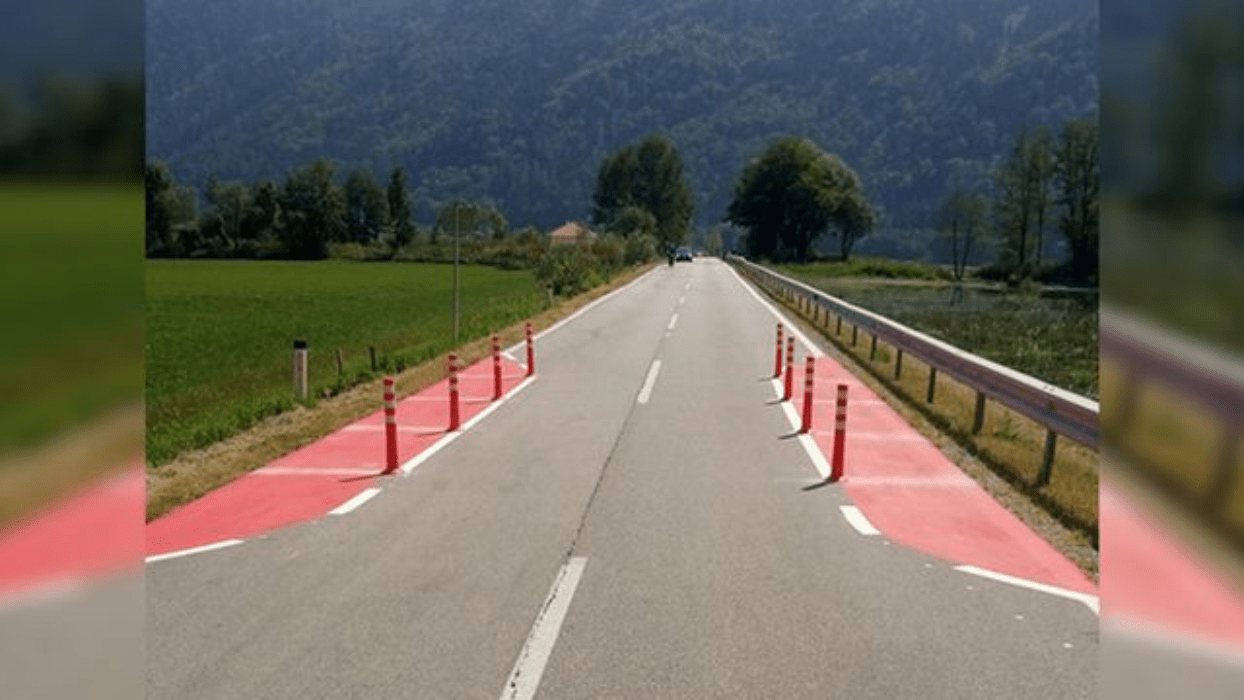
801;356;816;433
851;325;858;346
1036;429;1057;486
894;348;903;379
784;337;795;401
382;377;398;474
525;322;535;377
774;324;785;378
869;334;878;362
836;315;842;336
926;367;937;403
972;391;987;434
831;384;848;482
492;333;502;400
1209;428;1241;510
448;353;460;431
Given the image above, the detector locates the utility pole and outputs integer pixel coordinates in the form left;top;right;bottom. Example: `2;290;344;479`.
454;203;460;345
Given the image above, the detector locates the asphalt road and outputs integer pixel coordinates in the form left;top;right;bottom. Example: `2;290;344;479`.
146;258;1097;698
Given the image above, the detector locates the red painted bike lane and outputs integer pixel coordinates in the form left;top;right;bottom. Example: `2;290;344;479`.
145;356;529;557
801;356;1096;594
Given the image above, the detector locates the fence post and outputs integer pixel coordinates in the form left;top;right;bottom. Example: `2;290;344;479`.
851;325;858;346
293;339;308;400
895;348;903;379
1036;429;1057;486
972;392;987;434
336;347;344;379
869;334;878;362
370;345;377;372
836;315;842;336
831;384;848;482
926;367;937;403
382;377;398;474
448;354;460;431
774;324;785;378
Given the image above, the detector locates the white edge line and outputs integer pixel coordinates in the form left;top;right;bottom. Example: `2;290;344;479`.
637;360;662;405
400;375;536;475
145;539;244;564
501;557;588;700
329;487;382;515
504;266;660;356
840;505;881;536
955;564;1100;615
772;378;833;479
725;263;823;357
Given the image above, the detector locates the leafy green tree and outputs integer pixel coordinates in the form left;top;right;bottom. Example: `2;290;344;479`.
992;127;1037;276
387;167;415;247
278;160;345;259
145;161;175;256
1026;125;1057;266
434;200;507;241
244;180;280;242
940;188;988;281
726;138;874;261
590;134;694;252
1055;116;1099;284
204;176;252;251
345;169;389;242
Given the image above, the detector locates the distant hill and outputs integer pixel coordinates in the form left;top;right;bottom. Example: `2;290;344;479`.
147;0;1097;236
1;0;142;80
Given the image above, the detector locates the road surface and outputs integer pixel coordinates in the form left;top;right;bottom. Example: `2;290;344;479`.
146;258;1097;698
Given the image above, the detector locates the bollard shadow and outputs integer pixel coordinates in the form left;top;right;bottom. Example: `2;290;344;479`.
800;477;838;492
765;398;787;406
340;474;381;483
778;430;801;440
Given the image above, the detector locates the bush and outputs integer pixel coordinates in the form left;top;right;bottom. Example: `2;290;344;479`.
624;233;658;265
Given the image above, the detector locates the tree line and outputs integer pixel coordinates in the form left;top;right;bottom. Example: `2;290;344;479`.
941;114;1099;286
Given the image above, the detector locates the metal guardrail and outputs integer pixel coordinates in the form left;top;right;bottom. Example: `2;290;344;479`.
1099;306;1244;507
729;256;1100;485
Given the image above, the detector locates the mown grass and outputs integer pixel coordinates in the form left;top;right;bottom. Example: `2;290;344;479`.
145;260;547;467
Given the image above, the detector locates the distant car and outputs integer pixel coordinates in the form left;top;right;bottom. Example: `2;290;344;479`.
675;246;693;261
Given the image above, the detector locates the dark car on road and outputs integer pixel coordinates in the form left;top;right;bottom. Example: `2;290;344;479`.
675;246;693;261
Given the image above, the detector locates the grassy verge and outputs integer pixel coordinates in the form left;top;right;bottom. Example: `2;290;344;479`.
775;258;957;282
146;260;552;467
145;262;656;521
741;265;1098;574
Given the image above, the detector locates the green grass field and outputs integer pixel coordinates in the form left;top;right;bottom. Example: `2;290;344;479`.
146;260;547;467
0;185;143;454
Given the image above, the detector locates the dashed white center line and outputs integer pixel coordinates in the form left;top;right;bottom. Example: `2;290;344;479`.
329;487;382;515
840;505;881;535
667;313;678;331
678;295;686;306
501;557;587;700
637;360;662;405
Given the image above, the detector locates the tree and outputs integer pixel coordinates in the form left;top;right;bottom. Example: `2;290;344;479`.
387;167;415;247
434;200;507;241
1026;125;1056;266
940;188;988;281
1054;116;1099;284
278;160;345;259
992;127;1037;277
726;138;874;261
608;204;657;239
204;176;252;251
345;169;389;242
589;134;694;253
145;161;175;256
244;180;280;242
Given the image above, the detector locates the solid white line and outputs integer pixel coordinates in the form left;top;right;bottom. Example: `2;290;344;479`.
841;505;881;535
504;266;661;356
637;360;662;405
798;434;832;480
771;378;833;479
725;264;823;357
399;376;536;475
1106;614;1244;668
146;539;244;564
501;557;587;700
329;487;382;515
668;313;678;331
954;565;1099;615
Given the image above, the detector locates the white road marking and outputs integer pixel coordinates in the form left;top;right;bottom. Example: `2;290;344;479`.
341;424;446;434
329;487;382;515
637;360;662;405
667;313;678;331
146;539;244;564
0;577;84;614
504;266;661;356
501;557;588;700
841;475;973;488
684;282;691;291
841;505;881;535
954;565;1100;615
724;263;823;357
678;295;686;306
399;376;536;475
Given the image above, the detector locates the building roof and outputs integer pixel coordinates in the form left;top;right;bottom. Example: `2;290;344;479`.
549;221;597;243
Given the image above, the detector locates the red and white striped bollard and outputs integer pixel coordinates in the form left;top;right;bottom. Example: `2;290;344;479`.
492;333;502;401
773;323;784;378
448;353;460;431
800;356;815;434
525;322;535;377
831;383;848;481
382;377;398;474
783;336;795;401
